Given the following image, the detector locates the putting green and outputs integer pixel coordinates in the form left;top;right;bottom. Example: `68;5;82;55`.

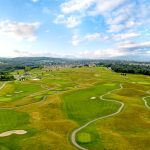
103;83;116;86
55;88;63;91
78;132;91;143
33;95;43;99
0;98;12;102
47;91;57;95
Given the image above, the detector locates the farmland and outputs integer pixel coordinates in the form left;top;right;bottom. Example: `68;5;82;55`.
0;67;150;150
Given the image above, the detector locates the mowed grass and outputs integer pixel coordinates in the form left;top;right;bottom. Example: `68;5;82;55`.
60;83;121;149
137;82;150;85
0;110;36;150
77;132;91;143
0;98;12;102
47;91;57;95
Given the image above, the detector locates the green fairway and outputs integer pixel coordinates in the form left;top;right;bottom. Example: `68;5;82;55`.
137;82;150;84
94;67;109;72
0;98;11;102
61;83;121;149
47;91;57;95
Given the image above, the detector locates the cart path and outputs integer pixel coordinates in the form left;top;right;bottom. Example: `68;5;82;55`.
142;90;150;109
0;82;59;109
0;82;8;90
72;83;124;150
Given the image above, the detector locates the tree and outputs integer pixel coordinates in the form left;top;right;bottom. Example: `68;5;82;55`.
25;67;31;72
39;66;43;70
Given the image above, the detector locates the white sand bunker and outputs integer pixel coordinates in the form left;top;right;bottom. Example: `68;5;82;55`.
132;82;135;83
95;74;101;76
32;79;40;80
0;130;27;137
90;97;96;99
6;95;12;97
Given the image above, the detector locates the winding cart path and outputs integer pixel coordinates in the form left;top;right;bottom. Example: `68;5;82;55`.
72;84;124;150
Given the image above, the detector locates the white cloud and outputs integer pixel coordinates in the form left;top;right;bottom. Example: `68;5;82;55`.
113;32;140;41
61;0;95;14
115;40;150;51
43;7;51;14
0;20;40;42
70;32;109;46
72;40;82;45
13;50;64;58
46;30;49;32
126;21;141;28
54;14;82;28
84;33;100;41
12;40;150;58
57;0;150;31
108;24;125;32
88;0;125;16
71;35;82;45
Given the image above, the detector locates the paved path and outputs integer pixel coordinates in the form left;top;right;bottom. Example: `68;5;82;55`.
0;82;8;90
72;84;124;150
142;90;150;109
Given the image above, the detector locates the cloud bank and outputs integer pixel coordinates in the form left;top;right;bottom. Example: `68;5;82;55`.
0;20;40;42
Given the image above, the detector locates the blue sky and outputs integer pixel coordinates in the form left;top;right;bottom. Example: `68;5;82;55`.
0;0;150;60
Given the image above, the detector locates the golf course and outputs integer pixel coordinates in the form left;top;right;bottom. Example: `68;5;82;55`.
1;66;150;150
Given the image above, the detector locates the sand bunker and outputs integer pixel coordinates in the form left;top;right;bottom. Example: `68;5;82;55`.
90;97;96;99
6;95;12;97
132;82;135;83
95;74;101;76
32;79;40;80
0;130;27;137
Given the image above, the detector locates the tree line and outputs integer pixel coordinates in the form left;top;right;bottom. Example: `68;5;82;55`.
0;75;15;81
111;64;150;75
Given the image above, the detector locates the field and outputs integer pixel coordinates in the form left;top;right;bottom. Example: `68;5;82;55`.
0;67;150;150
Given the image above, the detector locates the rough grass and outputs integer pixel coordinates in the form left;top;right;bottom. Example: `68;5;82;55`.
2;67;150;149
94;84;150;150
115;88;149;97
16;92;77;150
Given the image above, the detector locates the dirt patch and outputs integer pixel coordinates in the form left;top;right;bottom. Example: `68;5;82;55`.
0;130;27;137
